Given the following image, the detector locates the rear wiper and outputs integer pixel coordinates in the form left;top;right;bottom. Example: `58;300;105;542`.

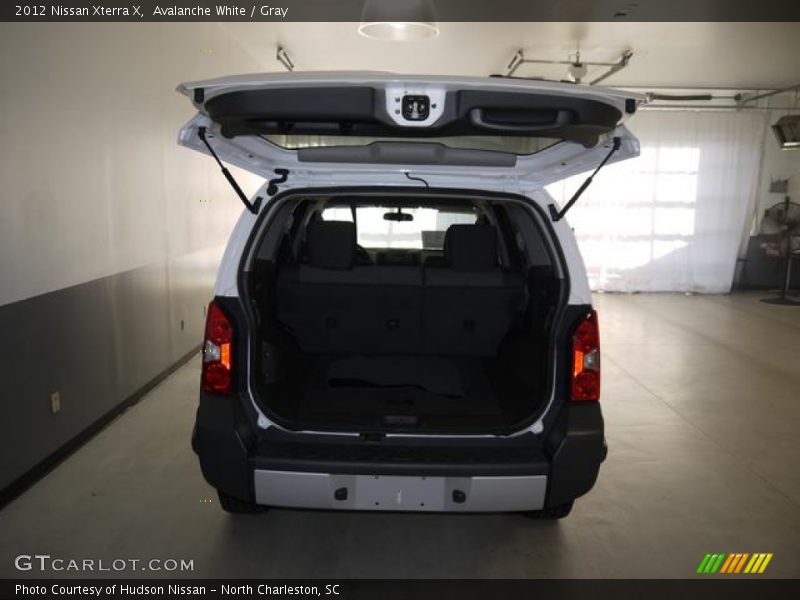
197;126;262;214
549;136;621;221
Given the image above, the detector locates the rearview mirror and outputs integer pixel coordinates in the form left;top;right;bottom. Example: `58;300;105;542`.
384;210;413;222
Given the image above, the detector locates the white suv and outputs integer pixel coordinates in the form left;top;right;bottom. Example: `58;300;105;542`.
179;73;641;517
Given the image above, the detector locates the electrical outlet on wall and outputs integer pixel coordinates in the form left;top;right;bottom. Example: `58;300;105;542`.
50;391;61;414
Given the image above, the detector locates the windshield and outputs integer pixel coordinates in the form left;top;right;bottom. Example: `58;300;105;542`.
264;134;560;156
321;205;478;249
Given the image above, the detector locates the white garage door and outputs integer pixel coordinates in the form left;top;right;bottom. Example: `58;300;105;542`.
547;110;766;293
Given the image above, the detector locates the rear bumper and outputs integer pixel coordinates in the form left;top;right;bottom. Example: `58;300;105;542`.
192;393;605;512
254;470;547;512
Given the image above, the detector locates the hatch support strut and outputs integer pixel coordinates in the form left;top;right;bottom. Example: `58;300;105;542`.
549;137;621;222
197;126;262;214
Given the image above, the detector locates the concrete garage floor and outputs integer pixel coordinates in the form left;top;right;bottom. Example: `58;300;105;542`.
1;293;799;579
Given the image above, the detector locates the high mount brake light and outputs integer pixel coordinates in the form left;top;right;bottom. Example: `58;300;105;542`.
571;310;600;401
202;301;233;394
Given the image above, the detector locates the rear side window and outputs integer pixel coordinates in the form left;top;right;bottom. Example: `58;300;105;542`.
321;206;477;250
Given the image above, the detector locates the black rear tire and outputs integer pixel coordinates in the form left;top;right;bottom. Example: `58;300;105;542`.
521;501;574;520
217;490;268;514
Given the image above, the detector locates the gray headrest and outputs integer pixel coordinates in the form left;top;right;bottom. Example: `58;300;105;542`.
445;224;498;271
306;220;356;269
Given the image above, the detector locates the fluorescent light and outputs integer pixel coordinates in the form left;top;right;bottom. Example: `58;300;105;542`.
358;21;439;40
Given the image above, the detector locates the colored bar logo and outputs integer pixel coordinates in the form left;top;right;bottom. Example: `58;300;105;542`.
697;553;773;574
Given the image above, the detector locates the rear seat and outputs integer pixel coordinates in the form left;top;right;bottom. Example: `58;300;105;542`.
423;225;525;356
276;221;523;357
276;221;422;354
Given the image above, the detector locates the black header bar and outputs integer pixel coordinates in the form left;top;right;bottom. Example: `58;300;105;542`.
3;0;800;22
2;579;800;600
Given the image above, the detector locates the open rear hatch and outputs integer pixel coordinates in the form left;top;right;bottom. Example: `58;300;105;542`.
177;72;642;196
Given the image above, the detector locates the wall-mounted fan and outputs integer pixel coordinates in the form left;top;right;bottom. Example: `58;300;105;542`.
759;197;800;305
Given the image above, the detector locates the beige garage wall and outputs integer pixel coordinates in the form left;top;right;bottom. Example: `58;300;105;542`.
754;92;800;227
0;23;267;307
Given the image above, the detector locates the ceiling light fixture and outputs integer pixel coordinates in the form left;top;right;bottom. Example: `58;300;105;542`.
567;53;588;83
358;0;439;41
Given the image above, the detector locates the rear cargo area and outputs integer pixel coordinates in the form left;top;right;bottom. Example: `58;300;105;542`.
268;351;544;431
245;192;564;434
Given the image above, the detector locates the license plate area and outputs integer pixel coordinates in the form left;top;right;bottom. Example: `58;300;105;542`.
356;475;445;510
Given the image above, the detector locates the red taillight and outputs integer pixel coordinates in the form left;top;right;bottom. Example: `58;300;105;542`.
571;310;600;401
202;301;233;394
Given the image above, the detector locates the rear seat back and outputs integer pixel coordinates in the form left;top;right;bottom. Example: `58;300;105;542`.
423;225;524;356
276;221;524;357
372;267;423;354
276;220;422;354
277;220;373;353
